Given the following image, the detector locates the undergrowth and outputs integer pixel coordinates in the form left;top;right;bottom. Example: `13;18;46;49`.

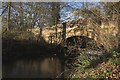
65;51;120;79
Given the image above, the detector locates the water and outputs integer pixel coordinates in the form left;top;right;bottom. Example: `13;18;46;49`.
2;54;64;78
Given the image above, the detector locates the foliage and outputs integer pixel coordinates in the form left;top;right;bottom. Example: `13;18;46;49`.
3;30;33;40
2;2;62;31
73;2;119;51
65;51;120;79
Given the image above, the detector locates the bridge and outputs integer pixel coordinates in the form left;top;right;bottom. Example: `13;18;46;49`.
32;18;98;44
29;18;118;49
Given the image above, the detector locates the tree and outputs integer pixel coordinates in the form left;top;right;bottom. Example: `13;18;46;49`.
51;2;60;25
73;2;120;51
50;2;61;44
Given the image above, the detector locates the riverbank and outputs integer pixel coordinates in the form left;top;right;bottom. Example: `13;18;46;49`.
2;38;64;63
64;48;120;79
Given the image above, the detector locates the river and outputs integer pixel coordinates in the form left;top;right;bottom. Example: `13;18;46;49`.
2;54;64;78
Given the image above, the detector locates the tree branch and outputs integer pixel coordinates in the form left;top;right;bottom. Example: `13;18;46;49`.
0;5;8;16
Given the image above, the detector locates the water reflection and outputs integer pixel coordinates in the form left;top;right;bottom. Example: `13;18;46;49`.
3;55;64;78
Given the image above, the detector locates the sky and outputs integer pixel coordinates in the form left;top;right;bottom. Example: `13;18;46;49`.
60;2;83;22
60;2;102;22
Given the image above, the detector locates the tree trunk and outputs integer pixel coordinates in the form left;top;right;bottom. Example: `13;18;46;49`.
51;2;60;25
118;6;120;52
7;2;11;31
37;27;43;43
55;24;58;44
19;2;24;31
62;22;66;46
